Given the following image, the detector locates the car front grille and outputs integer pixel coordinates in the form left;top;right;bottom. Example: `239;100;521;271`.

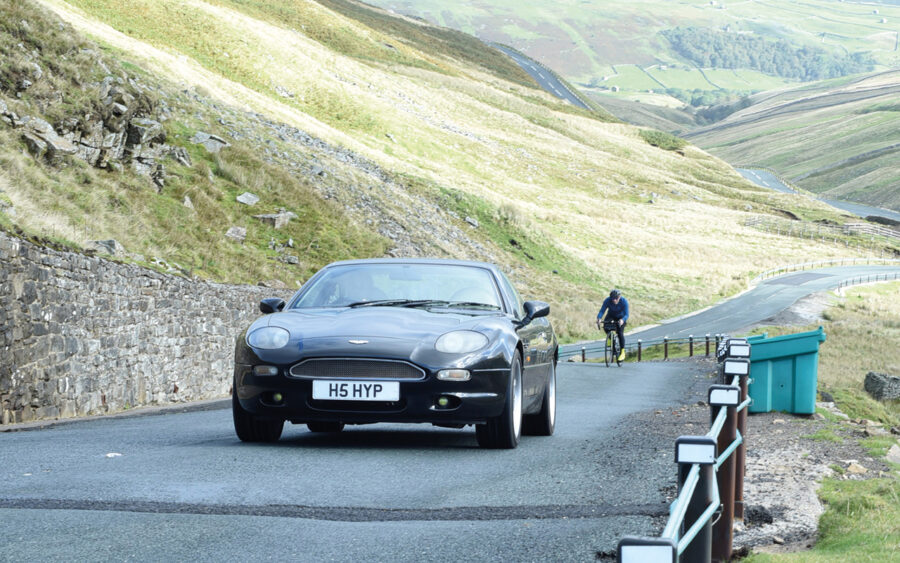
288;358;426;381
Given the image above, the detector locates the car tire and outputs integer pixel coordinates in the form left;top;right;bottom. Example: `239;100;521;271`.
232;388;284;442
307;422;345;433
476;352;523;449
524;360;556;436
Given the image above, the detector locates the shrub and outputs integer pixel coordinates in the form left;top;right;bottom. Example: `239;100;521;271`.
639;129;688;151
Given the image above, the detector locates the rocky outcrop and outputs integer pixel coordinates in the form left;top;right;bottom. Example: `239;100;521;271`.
1;73;192;190
864;371;900;401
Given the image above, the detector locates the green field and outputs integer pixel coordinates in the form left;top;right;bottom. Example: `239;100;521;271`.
702;68;795;91
602;64;665;90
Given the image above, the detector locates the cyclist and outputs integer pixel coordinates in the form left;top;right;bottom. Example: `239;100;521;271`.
596;289;629;361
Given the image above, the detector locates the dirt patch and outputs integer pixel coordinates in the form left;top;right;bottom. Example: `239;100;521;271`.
745;290;835;333
733;406;893;555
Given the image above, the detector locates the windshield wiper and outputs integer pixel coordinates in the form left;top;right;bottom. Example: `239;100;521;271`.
348;299;417;308
400;300;450;308
446;301;501;310
348;299;498;310
347;299;450;308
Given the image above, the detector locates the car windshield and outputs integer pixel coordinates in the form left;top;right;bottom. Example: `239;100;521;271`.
292;263;503;310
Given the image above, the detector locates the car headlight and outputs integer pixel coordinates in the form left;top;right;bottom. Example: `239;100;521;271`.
247;327;290;350
435;330;488;354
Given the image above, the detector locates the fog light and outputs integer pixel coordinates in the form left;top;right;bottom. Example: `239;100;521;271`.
272;392;283;403
437;369;470;381
434;395;461;410
253;365;278;376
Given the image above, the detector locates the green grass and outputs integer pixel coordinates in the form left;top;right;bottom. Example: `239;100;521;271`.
802;427;843;443
64;0;384;133
604;65;664;91
702;68;795;91
645;66;716;90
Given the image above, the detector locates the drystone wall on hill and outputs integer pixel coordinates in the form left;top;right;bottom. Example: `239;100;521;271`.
0;231;282;425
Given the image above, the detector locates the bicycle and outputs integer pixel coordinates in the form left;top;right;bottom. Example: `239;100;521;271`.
603;319;622;367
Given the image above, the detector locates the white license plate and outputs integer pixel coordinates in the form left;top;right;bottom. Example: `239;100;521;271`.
312;380;400;401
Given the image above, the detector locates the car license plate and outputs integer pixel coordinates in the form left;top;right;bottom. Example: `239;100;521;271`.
312;380;400;401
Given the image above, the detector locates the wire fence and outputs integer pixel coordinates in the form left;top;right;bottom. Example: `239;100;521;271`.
745;215;900;244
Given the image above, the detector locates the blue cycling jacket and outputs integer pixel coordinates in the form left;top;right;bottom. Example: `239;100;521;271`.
597;296;629;322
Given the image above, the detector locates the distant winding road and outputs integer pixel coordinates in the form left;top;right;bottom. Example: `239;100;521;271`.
737;168;900;222
493;44;591;110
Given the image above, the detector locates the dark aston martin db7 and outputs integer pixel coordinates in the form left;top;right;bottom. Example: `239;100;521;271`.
232;258;558;449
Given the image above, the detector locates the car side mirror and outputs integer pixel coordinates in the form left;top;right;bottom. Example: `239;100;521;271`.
518;300;550;327
259;297;286;314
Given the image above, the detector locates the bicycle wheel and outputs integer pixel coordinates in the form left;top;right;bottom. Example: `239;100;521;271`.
610;334;620;367
604;332;613;367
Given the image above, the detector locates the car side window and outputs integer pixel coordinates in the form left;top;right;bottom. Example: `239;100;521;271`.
497;271;525;319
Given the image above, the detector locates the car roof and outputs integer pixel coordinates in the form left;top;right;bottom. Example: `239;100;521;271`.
324;258;501;271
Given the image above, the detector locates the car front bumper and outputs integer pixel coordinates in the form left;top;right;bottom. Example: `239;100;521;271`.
234;364;510;425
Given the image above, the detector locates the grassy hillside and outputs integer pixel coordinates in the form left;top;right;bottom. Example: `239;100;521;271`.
0;0;892;345
366;0;900;212
685;70;900;211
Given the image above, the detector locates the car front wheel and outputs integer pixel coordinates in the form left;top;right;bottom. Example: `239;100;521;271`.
524;360;556;436
476;352;523;449
232;388;284;442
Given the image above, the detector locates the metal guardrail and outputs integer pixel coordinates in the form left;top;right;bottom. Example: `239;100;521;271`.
837;271;900;290
617;340;753;562
750;257;900;284
560;334;725;363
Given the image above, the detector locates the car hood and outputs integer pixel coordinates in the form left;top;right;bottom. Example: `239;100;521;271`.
253;306;500;340
239;306;514;369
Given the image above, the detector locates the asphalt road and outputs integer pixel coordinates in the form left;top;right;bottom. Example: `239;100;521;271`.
493;44;590;110
5;264;897;561
0;361;713;562
736;168;900;221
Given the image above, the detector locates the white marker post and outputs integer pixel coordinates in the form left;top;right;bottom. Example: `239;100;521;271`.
675;436;717;562
616;537;677;563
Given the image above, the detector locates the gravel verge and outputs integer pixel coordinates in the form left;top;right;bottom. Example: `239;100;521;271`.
602;354;896;559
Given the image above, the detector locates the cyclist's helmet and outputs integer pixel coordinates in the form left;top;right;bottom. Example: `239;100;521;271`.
610;289;622;299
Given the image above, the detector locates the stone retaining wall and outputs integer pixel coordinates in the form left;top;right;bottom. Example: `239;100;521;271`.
0;231;283;425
